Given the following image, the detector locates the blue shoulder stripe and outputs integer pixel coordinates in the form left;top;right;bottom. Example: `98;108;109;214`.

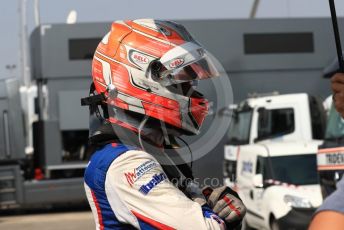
84;143;137;229
85;143;136;190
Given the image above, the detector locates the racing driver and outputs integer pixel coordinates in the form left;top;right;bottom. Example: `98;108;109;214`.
82;19;246;229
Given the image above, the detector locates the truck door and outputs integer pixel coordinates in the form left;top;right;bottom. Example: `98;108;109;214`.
248;156;266;228
0;100;8;159
0;79;25;161
238;153;264;228
224;105;253;185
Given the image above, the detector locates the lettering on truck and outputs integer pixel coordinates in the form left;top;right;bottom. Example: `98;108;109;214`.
318;147;344;170
241;161;253;175
326;153;344;164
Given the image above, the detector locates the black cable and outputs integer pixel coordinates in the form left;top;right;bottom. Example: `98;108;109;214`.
176;136;193;170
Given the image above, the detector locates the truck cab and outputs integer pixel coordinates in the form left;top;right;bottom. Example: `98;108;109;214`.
237;141;323;230
224;93;326;186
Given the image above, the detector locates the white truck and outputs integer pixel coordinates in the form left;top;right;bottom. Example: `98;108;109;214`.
237;141;323;230
223;93;326;230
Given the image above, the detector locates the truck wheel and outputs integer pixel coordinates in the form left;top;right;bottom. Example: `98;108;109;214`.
270;217;280;230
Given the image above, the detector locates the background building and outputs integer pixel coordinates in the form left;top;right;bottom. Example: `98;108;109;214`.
1;0;344;79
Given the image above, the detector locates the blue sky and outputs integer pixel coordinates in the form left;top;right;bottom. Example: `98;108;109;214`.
1;0;344;79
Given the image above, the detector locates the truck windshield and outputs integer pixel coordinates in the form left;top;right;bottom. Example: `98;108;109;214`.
228;108;253;145
264;154;318;185
325;104;344;139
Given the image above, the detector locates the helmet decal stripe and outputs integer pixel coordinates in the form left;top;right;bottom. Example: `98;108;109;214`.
131;19;187;46
94;56;112;85
132;29;176;47
101;32;110;45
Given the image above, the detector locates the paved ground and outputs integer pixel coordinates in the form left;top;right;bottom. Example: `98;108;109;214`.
0;211;94;230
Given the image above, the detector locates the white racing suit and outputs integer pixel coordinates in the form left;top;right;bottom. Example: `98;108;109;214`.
84;143;226;230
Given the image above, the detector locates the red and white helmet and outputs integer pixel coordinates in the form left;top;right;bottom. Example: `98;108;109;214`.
92;19;220;135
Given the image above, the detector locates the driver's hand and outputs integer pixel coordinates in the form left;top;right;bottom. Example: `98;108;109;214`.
202;186;246;229
332;73;344;117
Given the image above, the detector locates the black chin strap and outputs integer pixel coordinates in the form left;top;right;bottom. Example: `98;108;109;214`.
81;83;108;119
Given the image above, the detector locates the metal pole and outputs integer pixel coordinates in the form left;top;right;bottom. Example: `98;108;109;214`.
329;0;344;72
19;0;25;84
34;0;40;27
250;0;260;19
19;0;30;86
19;0;31;86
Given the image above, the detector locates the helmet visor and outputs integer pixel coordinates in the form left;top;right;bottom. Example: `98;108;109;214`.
158;42;220;86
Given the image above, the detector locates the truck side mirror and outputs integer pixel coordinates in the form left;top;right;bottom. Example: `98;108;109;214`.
219;104;237;117
252;174;263;188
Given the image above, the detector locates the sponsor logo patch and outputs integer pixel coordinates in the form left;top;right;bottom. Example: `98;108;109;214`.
124;160;158;187
169;58;184;68
139;173;167;195
131;51;149;65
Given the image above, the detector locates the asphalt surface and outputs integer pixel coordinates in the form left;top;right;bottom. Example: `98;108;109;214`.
0;211;94;230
